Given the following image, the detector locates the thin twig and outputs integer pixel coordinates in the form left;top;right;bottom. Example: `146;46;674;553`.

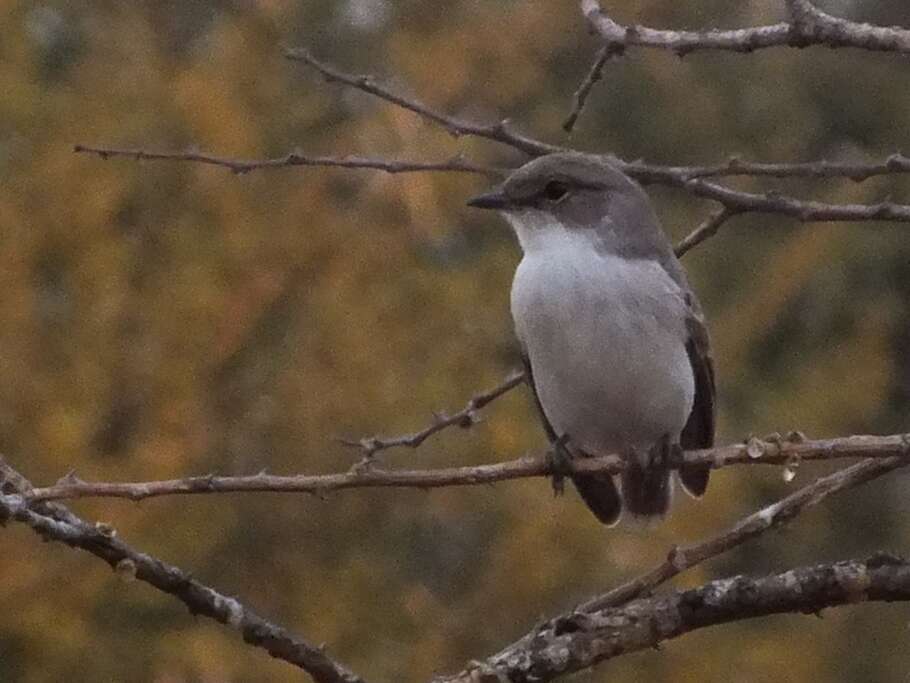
562;45;623;133
674;207;737;257
24;433;910;503
72;145;503;178
284;48;562;157
0;460;366;683
580;454;910;613
440;554;910;683
581;0;910;56
339;371;526;456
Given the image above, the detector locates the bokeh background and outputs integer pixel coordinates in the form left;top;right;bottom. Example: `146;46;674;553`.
2;1;910;681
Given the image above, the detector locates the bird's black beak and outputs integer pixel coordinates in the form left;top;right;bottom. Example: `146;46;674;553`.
466;188;511;210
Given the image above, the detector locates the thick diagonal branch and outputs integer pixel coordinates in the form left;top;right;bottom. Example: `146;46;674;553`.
440;554;910;683
0;461;366;683
580;455;909;612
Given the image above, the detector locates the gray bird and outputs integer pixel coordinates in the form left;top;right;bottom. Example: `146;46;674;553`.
467;152;714;525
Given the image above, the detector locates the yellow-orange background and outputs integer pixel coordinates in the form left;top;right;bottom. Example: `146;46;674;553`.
2;1;910;681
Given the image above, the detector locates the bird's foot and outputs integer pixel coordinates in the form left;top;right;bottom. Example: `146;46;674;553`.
546;433;574;497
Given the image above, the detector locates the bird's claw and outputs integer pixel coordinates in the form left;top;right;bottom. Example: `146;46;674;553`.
547;434;574;497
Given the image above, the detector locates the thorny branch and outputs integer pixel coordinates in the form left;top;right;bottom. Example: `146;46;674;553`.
24;2;910;681
78;42;910;240
25;433;910;503
71;144;504;178
441;554;910;683
0;460;365;683
74;144;910;185
339;370;525;457
74;141;910;234
580;0;910;56
284;48;559;158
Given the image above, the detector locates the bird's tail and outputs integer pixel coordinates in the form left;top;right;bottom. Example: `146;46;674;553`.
620;461;672;519
571;471;622;526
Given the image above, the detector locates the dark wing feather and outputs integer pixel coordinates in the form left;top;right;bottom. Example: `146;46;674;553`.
679;310;716;496
520;353;558;443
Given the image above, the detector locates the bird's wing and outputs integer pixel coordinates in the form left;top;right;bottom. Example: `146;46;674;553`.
521;347;622;525
520;349;558;443
679;303;716;496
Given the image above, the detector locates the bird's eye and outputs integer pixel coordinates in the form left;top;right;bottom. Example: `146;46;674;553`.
543;181;569;202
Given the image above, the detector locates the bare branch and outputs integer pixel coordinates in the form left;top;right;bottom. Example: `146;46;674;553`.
581;0;910;56
340;371;526;457
72;144;503;178
0;460;366;683
75;143;910;185
683;178;910;222
580;455;909;612
73;144;910;250
625;153;910;182
441;553;910;683
562;45;623;133
786;0;910;54
25;433;910;503
674;207;737;257
440;454;910;682
284;49;562;157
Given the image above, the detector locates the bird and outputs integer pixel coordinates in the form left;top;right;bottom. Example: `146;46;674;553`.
467;152;715;525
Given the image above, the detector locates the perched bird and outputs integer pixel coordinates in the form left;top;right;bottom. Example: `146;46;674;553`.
467;153;715;525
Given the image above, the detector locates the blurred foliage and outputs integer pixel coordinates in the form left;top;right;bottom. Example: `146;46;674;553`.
1;1;910;681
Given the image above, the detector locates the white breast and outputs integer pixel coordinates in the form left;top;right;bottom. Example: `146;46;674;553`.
509;216;694;456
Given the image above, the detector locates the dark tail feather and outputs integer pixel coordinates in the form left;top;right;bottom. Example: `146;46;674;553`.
621;461;671;518
571;473;622;526
679;463;711;497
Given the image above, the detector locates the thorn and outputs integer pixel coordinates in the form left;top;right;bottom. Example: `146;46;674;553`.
667;544;687;570
457;411;478;428
745;436;766;459
115;558;138;582
58;469;83;485
95;522;117;538
786;430;807;443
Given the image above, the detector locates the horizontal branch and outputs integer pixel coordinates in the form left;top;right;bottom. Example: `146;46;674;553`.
73;145;910;238
284;49;560;157
74;143;910;186
0;460;364;683
581;0;910;56
25;433;910;503
627;154;910;183
72;145;503;178
683;178;910;222
441;553;910;682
